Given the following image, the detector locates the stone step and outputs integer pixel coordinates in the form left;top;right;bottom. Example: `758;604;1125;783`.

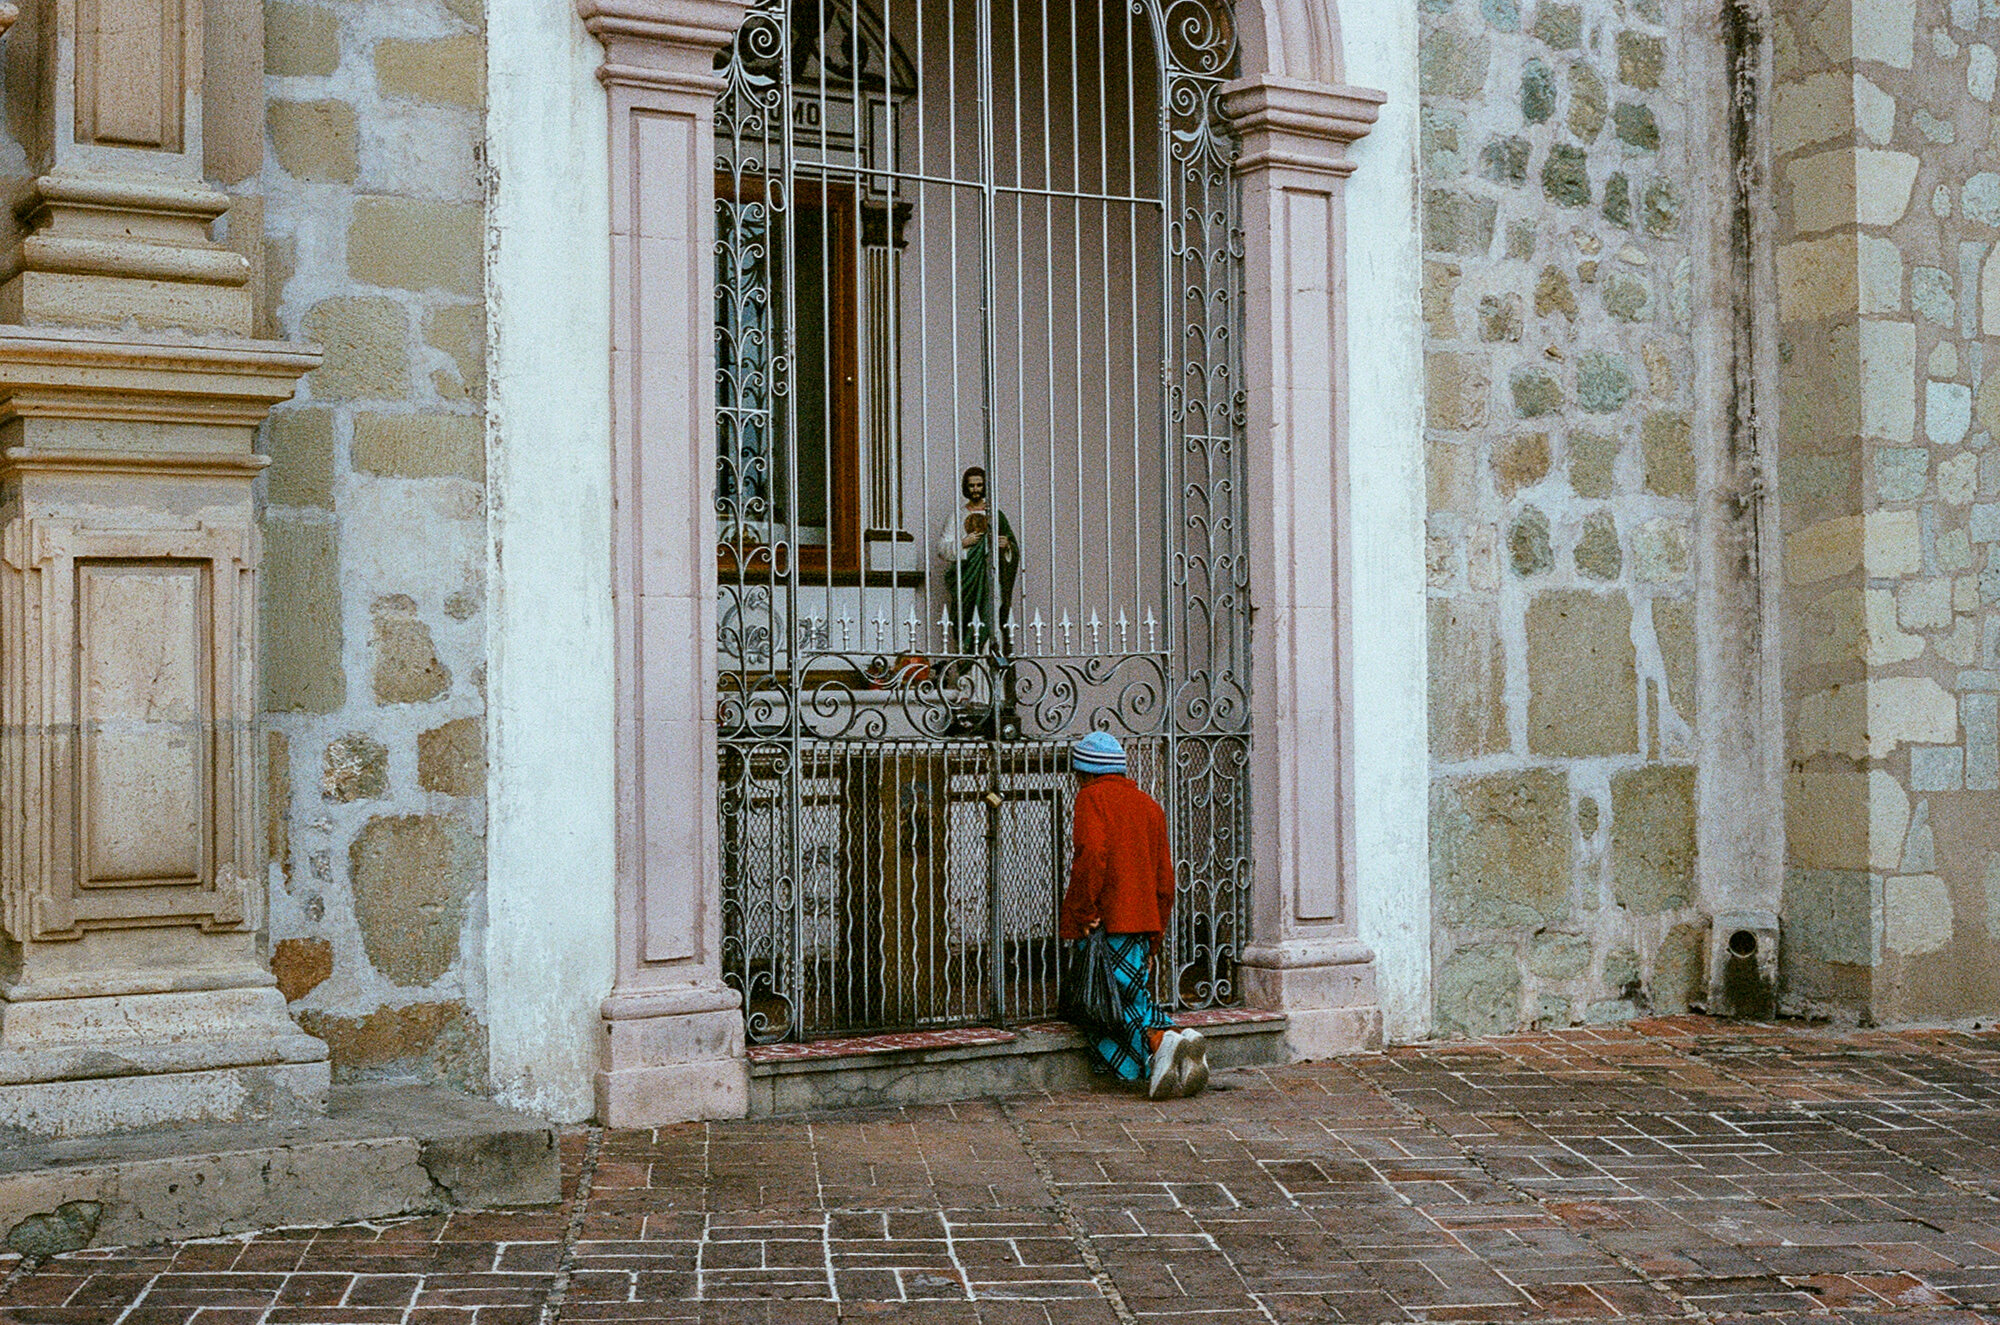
0;1084;558;1254
746;1011;1288;1116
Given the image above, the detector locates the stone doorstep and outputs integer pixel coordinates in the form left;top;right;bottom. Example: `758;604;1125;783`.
745;1012;1288;1116
0;1083;558;1254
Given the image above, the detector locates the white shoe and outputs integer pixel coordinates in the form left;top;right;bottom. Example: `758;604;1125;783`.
1148;1030;1185;1100
1174;1029;1210;1097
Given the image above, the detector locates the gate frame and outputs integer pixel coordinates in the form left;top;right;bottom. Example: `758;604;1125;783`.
579;0;1386;1127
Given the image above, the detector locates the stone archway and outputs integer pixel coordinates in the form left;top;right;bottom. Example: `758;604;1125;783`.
574;0;1389;1126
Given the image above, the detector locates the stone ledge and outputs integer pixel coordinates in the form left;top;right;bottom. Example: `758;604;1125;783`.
0;1084;557;1251
746;1015;1289;1116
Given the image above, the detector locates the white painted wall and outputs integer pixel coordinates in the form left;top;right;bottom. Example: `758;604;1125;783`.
1334;0;1431;1042
482;0;619;1120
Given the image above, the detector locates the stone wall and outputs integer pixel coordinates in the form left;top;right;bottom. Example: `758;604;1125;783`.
257;0;491;1087
1421;0;1710;1034
1773;0;2000;1021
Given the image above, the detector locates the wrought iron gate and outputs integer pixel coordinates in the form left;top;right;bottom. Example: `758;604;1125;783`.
713;0;1247;1043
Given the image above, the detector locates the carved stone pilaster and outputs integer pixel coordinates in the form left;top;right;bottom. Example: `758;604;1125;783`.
0;0;325;1134
1224;75;1388;1058
581;0;752;1126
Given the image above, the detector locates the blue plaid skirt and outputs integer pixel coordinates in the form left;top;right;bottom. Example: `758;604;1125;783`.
1082;933;1176;1081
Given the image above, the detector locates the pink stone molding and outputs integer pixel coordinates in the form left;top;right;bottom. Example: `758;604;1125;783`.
1224;74;1388;1058
580;0;752;1126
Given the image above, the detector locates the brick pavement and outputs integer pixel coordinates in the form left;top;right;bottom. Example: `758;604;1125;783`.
14;1017;2000;1323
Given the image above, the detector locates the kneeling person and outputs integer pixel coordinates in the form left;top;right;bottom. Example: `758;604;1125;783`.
1058;731;1208;1099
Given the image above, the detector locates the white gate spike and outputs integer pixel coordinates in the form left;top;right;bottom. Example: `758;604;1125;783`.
872;614;888;652
838;614;854;650
1030;609;1046;653
1058;611;1073;653
1087;609;1101;654
904;609;921;651
1144;607;1158;652
1116;608;1129;651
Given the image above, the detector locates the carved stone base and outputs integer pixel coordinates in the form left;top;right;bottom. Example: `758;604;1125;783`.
0;982;330;1137
596;984;749;1126
1239;937;1384;1058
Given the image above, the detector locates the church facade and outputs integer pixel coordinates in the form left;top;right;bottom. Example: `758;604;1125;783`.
0;0;1985;1132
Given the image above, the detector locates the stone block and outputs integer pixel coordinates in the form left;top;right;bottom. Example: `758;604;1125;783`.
1853;0;1914;68
265;0;339;77
1520;60;1555;123
1869;676;1960;757
1859;320;1917;442
1478;137;1531;186
1897;578;1953;630
323;733;389;802
1569;62;1606;139
1477;291;1524;340
375;34;485;108
1532;4;1581;48
349;817;481;989
1650;923;1707;1014
348;199;483;297
1511;369;1563;417
1867;768;1909;873
1642;179;1680;237
1493;432;1550;497
1972;502;2000;543
1601;272;1650;321
1859;234;1903;313
1536;266;1578;319
425;303;486;402
1778;235;1857;324
302;297;411;402
1527;933;1591;980
1527;591;1638;756
1639;411;1692;496
1578;353;1633;413
1632;518;1689;583
1427;440;1473;513
1568;430;1617;498
1420;28;1489;99
1510;507;1553;576
1782;868;1877;966
1421;260;1461;337
1574;513;1621;580
264;408;334;508
1874;447;1928;502
1966;692;1999;790
1612;103;1659;151
1425;352;1489;432
1609;765;1695;916
1654;597;1695;721
1928;381;1974;445
1432;770;1572;930
1616;30;1664;88
1774;72;1851;157
1542;144;1591;208
418;717;485;796
267;100;358;183
1884;874;1953;955
1795;684;1867;761
263;516;345;713
1424;190;1499;255
371;595;452;704
296;1004;488;1091
272;938;334;1003
1866;508;1922;575
1434;944;1524;1039
1940;453;1977;505
352;413;483;480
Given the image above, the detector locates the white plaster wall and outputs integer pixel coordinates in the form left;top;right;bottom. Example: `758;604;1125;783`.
1333;0;1431;1042
482;0;619;1120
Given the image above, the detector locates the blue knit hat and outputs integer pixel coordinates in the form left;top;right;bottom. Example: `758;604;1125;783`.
1072;730;1126;775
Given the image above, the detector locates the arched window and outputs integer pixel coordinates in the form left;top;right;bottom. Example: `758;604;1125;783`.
714;0;1246;1042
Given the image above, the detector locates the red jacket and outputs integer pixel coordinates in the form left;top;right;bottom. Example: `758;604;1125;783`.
1058;774;1175;940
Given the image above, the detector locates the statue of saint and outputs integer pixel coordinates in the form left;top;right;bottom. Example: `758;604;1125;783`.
937;465;1018;653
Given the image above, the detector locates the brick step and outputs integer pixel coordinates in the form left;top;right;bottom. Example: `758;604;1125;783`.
745;1011;1288;1116
0;1084;557;1253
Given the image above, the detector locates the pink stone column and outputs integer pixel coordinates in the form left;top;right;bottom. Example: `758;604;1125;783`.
579;0;751;1125
1224;76;1388;1058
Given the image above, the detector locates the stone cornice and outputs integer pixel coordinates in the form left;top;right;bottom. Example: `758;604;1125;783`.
1222;75;1388;177
0;328;320;428
580;0;752;61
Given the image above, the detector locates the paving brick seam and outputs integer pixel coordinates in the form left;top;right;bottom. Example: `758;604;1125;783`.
537;1123;601;1325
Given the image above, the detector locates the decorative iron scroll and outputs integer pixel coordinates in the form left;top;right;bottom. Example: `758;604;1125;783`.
713;0;1246;1043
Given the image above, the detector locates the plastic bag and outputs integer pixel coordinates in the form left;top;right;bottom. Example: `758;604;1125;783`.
1060;929;1129;1033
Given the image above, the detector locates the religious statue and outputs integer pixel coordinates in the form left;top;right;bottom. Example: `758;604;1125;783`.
937;465;1019;654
